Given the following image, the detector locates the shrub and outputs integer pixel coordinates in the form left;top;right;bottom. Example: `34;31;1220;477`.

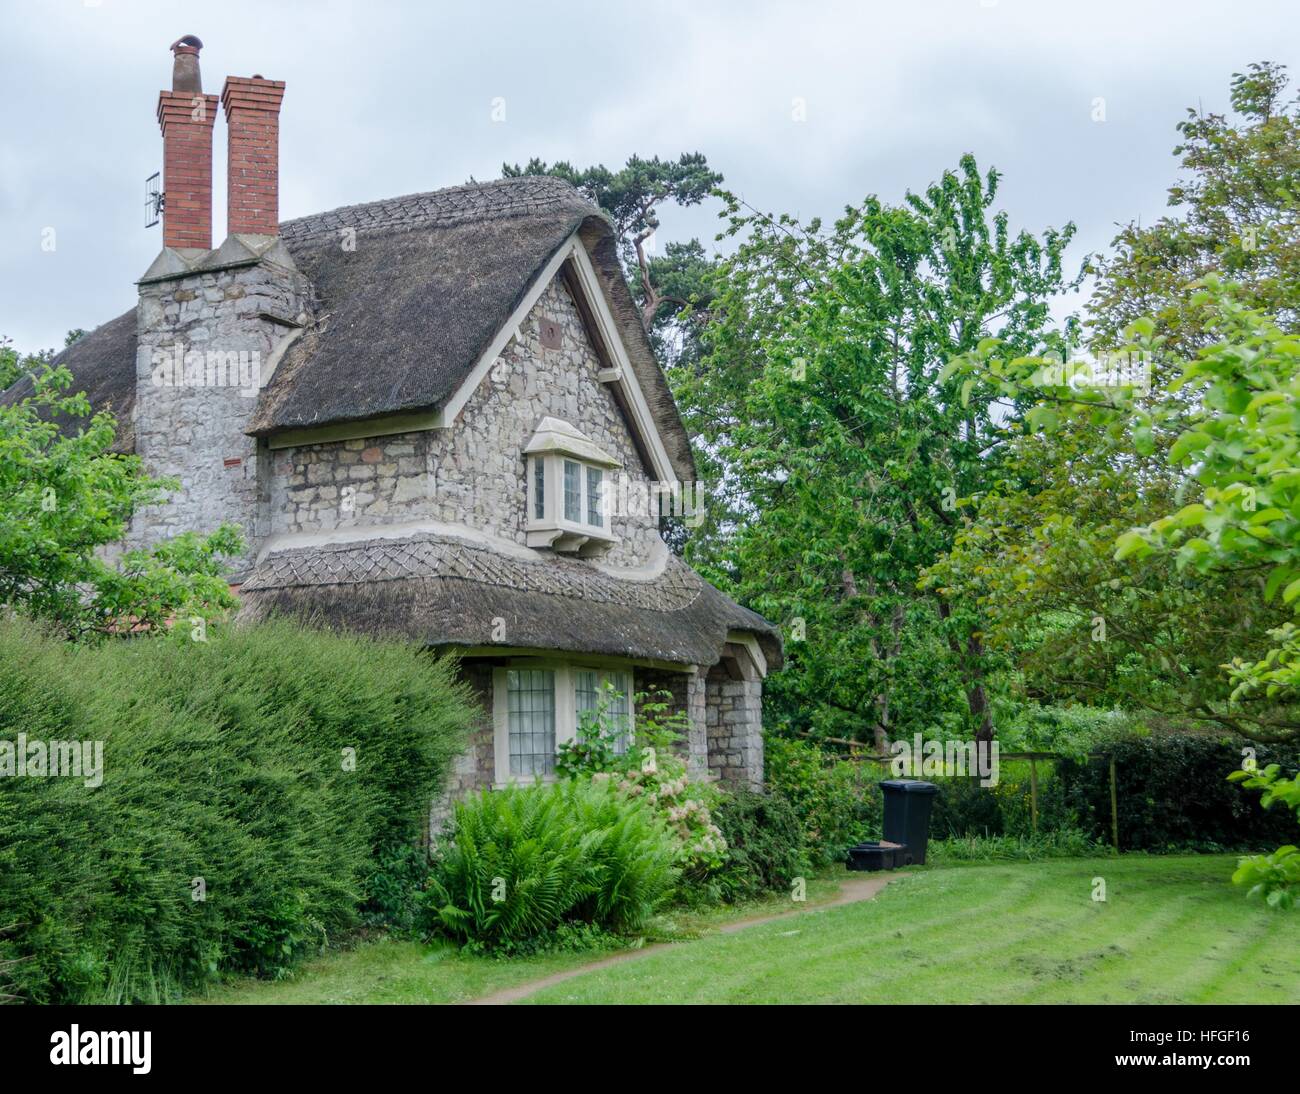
1055;735;1300;852
0;617;471;1003
424;780;678;950
713;789;810;900
1228;763;1300;908
764;737;880;864
557;683;727;880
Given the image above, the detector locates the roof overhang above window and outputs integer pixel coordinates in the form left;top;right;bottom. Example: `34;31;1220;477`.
523;416;622;469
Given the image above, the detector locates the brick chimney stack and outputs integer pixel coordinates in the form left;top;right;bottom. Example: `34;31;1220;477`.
221;75;286;236
156;36;218;250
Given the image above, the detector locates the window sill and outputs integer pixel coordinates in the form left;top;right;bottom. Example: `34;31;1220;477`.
526;518;618;556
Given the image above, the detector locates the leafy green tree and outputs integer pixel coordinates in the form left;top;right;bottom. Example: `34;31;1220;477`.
947;283;1300;901
946;282;1300;741
928;64;1300;736
1090;61;1300;355
678;156;1078;746
0;361;241;641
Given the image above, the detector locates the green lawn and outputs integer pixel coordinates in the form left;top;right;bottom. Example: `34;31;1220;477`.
196;855;1300;1005
193;873;845;1005
526;855;1300;1004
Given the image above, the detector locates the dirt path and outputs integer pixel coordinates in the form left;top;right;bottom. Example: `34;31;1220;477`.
465;871;899;1005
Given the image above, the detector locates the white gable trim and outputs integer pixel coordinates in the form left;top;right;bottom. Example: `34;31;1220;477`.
565;241;677;485
441;233;679;484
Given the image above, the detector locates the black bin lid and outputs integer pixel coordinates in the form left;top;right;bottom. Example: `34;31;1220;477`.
879;779;939;794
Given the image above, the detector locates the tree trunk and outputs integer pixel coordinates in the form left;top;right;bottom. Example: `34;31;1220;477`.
936;595;994;743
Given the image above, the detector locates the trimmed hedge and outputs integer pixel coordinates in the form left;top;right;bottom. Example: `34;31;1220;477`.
914;735;1300;852
0;618;471;1003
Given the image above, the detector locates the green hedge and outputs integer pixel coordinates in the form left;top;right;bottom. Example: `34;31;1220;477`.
0;618;471;1003
713;788;810;900
765;731;1300;856
913;735;1300;852
763;737;881;864
1055;736;1300;852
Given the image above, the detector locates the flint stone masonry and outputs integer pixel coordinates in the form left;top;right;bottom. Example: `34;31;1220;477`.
269;276;662;569
430;660;497;836
132;255;309;570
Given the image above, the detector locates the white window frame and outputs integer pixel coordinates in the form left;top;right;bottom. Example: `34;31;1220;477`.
523;417;621;555
525;451;618;553
492;660;634;786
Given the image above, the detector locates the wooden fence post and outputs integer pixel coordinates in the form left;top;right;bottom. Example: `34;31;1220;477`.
1108;755;1120;851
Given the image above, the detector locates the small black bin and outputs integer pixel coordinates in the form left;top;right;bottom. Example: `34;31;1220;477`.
880;779;938;865
846;840;905;871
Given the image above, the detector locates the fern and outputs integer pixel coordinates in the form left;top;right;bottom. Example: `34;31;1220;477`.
427;781;678;947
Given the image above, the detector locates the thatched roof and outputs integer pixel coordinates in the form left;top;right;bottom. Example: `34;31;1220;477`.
237;531;782;670
2;177;695;481
0;309;138;454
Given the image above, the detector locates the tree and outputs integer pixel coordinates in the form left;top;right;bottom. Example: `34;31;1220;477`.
0;359;241;641
678;156;1078;747
1090;61;1300;355
502;154;723;354
927;64;1300;738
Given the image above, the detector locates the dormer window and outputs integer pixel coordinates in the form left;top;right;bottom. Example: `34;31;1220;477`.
524;417;620;555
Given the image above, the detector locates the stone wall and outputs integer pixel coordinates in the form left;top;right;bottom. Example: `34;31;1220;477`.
267;276;663;569
705;662;765;789
633;666;707;777
430;659;497;835
132;253;309;573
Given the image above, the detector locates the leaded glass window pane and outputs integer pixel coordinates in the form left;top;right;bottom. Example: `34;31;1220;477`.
608;673;631;754
563;460;581;522
507;668;555;776
575;669;598;722
586;466;603;527
533;457;545;520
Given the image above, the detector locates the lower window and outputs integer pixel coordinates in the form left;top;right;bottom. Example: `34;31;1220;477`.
494;662;633;784
506;668;556;777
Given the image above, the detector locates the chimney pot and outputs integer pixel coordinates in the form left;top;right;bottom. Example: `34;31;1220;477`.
169;35;204;92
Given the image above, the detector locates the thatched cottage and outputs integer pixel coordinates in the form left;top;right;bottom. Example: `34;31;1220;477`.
11;39;780;798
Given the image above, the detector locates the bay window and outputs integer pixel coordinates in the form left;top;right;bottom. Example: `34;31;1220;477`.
523;417;619;554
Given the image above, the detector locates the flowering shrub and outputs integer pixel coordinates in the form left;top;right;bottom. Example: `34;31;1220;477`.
560;683;727;879
606;761;727;877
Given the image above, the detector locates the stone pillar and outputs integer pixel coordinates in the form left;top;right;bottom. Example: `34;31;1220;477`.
430;660;497;836
705;645;765;789
685;669;708;779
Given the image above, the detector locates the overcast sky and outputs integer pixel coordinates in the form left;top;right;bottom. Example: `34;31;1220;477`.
2;0;1297;352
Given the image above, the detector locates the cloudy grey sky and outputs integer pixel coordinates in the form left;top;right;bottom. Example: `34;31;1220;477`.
2;0;1297;352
